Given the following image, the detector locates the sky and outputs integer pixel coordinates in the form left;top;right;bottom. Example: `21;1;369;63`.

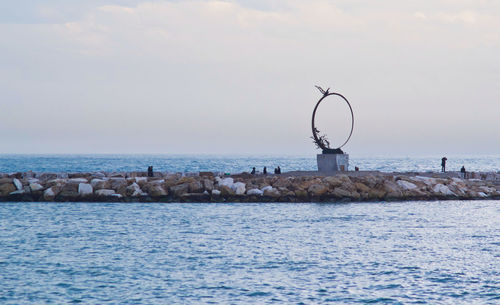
1;0;499;156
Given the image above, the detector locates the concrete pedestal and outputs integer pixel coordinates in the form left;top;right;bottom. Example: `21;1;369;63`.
317;154;349;172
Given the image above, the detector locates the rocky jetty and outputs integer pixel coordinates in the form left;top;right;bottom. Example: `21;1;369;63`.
0;171;499;203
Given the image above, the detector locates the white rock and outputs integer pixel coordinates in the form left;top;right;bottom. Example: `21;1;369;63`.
95;189;116;196
397;180;418;190
261;185;273;192
432;184;455;196
29;183;44;192
13;178;23;190
43;188;55;200
127;182;146;197
220;178;234;188
10;190;25;195
232;182;246;195
412;176;437;186
212;189;221;196
247;188;264;196
78;183;93;196
70;178;88;183
477;192;487;198
27;178;40;184
135;177;148;183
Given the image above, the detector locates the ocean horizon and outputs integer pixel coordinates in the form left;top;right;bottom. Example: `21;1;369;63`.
1;153;499;174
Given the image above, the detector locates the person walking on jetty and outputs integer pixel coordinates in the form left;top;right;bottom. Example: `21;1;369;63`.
263;167;267;175
251;167;256;175
441;157;447;172
461;166;466;178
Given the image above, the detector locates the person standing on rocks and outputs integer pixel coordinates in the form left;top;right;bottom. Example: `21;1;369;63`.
461;166;466;178
263;167;267;175
441;157;447;172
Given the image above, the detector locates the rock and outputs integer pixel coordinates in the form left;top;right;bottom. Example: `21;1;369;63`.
10;189;25;195
13;178;23;190
384;180;403;198
148;184;167;197
219;178;234;187
323;176;343;187
91;178;109;190
126;183;145;197
332;187;352;198
219;185;235;196
294;189;309;200
432;184;455;196
188;181;204;193
69;178;88;183
308;184;328;197
261;185;273;192
0;182;16;196
170;183;189;197
29;183;44;192
0;178;13;185
232;182;246;195
203;179;214;192
263;187;280;198
354;182;371;193
78;183;93;196
95;189;116;197
397;180;418;190
43;187;56;201
59;183;79;199
199;172;214;178
247;188;263;196
212;189;221;196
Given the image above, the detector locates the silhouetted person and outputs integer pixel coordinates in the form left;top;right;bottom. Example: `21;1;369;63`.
147;166;153;177
263;167;267;175
251;167;256;174
355;166;359;171
277;166;281;174
274;167;278;174
461;166;466;178
441;157;447;172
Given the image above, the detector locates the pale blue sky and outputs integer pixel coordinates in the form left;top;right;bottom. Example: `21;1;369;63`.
1;0;499;155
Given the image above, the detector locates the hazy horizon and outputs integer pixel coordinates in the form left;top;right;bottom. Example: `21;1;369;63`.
1;0;499;155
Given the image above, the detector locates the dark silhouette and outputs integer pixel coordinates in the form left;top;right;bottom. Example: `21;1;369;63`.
355;166;359;171
274;167;278;174
147;166;153;177
441;157;447;172
263;167;267;175
461;166;466;178
251;167;256;175
277;166;281;174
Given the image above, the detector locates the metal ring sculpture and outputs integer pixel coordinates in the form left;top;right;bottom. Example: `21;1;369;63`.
311;86;354;154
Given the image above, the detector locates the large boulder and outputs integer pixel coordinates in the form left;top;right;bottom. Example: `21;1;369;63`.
202;179;214;192
188;181;204;193
58;183;79;199
170;183;189;197
91;179;110;190
29;183;44;192
13;178;23;191
78;183;93;196
43;187;56;201
0;182;16;196
95;189;117;197
263;187;280;198
247;188;263;196
232;182;246;195
126;183;145;197
308;184;328;197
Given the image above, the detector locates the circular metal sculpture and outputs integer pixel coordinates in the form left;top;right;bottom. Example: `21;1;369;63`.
311;86;354;154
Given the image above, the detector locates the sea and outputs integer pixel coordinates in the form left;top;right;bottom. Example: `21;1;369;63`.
0;155;499;304
0;154;499;173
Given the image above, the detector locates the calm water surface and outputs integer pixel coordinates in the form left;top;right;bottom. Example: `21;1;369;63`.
0;201;499;304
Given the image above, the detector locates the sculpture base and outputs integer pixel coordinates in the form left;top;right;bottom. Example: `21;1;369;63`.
317;154;349;172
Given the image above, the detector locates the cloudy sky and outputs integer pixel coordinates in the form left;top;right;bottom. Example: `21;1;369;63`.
1;0;499;155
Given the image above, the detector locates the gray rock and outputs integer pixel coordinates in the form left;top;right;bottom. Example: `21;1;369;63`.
13;178;23;191
78;183;93;196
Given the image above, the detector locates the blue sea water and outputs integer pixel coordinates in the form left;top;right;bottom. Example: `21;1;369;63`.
0;154;499;173
0;201;498;304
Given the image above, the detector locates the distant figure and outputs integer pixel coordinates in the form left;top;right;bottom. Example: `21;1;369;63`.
147;166;153;177
251;167;256;175
461;166;466;178
274;167;278;174
355;166;359;172
441;157;447;172
263;167;267;175
277;166;281;174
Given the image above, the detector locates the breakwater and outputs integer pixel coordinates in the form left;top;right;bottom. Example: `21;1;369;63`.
1;171;499;203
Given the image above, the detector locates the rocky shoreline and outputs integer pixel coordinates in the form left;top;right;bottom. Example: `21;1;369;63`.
1;171;499;203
